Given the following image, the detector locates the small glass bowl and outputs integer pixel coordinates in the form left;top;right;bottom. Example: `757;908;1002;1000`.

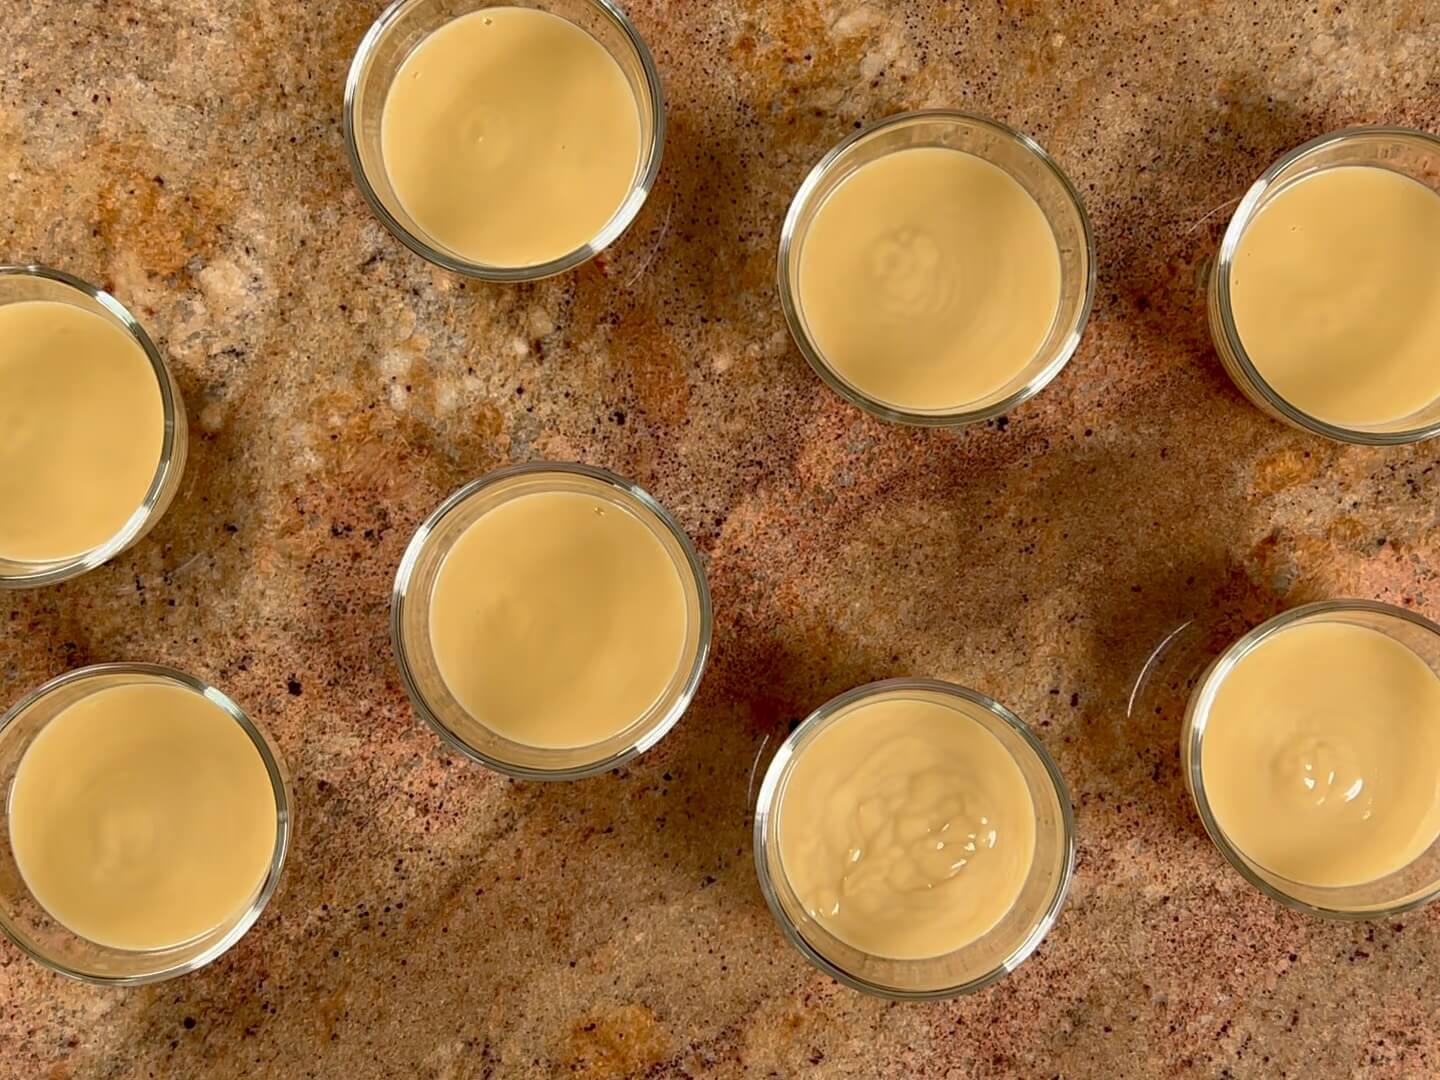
1208;126;1440;445
0;664;292;985
1184;600;1440;918
753;678;1075;999
391;462;711;779
343;0;666;282
777;111;1096;427
0;265;188;589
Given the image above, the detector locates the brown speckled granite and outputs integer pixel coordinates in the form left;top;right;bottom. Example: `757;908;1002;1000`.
2;1;1440;1076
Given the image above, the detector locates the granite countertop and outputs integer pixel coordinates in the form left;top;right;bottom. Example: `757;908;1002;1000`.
3;1;1440;1077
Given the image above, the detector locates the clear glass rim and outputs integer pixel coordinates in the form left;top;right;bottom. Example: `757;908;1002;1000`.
1211;126;1440;446
751;677;1077;1000
390;462;713;780
776;110;1097;428
0;663;292;985
342;0;667;282
0;264;185;590
1184;598;1440;919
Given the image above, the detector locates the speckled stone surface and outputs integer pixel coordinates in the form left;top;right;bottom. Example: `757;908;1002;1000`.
3;1;1440;1076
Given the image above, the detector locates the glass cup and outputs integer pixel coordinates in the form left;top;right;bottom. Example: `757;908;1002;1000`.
753;678;1075;999
1207;126;1440;445
391;462;712;779
0;265;188;589
0;664;292;984
343;0;666;281
1183;600;1440;917
777;111;1096;427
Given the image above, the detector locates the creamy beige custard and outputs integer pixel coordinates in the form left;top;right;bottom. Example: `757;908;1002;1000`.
428;490;688;749
797;146;1061;412
8;682;276;951
0;301;163;563
777;696;1036;960
1202;621;1440;888
1230;165;1440;428
381;6;642;267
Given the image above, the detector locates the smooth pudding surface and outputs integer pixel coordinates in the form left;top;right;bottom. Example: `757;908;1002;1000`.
797;146;1061;413
428;489;689;750
1202;621;1440;888
1229;165;1440;429
9;682;277;952
0;300;163;563
381;6;642;267
777;695;1036;960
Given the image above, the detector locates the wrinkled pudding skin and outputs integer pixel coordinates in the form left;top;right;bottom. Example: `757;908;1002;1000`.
777;696;1036;960
1201;620;1440;888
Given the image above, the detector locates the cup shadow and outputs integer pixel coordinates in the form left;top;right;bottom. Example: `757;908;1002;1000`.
1100;77;1333;387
